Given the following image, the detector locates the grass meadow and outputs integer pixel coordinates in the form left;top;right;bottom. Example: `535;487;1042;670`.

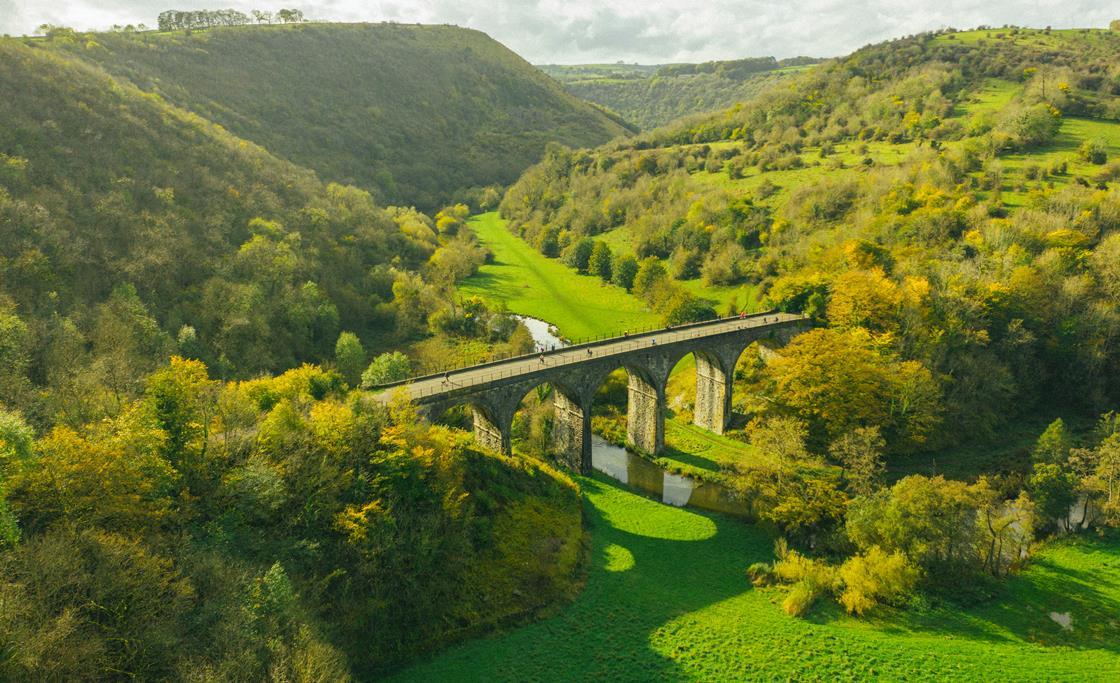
392;473;1120;681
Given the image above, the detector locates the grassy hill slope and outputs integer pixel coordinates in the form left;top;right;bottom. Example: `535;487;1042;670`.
0;35;446;415
49;23;631;207
499;26;1120;449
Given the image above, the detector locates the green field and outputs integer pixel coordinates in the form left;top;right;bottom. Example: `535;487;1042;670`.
461;212;661;339
392;473;1120;681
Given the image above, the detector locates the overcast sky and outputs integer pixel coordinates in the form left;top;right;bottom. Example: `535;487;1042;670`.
1;0;1115;63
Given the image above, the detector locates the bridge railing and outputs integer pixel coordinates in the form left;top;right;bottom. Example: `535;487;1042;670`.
374;311;807;399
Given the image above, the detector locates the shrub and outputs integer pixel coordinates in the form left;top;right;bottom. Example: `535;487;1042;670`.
1080;138;1108;165
746;562;774;586
837;546;920;615
783;579;823;617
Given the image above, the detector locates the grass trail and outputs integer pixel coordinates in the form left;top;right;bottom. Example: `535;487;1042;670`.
460;212;659;340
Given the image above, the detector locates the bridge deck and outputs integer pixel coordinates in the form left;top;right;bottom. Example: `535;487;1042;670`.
373;311;805;403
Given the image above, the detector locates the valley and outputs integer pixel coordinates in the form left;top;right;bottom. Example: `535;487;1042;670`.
2;14;1120;682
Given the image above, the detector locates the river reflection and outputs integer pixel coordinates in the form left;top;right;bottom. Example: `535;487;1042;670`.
590;435;751;518
513;315;565;352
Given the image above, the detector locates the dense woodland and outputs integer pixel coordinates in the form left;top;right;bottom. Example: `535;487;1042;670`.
36;22;629;209
543;57;819;130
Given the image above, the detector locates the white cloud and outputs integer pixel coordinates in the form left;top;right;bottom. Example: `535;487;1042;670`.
2;0;1116;62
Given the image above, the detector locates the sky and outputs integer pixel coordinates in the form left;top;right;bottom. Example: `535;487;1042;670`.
1;0;1116;63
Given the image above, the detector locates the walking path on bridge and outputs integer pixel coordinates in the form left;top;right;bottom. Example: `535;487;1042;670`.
373;311;805;402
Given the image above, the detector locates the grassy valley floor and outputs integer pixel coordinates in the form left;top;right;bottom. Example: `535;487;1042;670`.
391;473;1120;681
460;213;661;340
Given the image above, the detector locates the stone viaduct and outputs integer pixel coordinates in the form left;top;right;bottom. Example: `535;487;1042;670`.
372;312;811;474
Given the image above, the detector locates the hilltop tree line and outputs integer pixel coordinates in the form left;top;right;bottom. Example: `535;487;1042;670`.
658;56;818;80
156;8;306;32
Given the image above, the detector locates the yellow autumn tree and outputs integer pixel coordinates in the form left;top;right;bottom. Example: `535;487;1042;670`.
827;268;902;334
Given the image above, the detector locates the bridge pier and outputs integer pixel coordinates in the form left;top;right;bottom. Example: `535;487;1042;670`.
693;351;734;434
473;406;510;455
551;390;592;474
627;371;665;455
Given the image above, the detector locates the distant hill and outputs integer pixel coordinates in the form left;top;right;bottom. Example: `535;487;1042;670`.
540;57;820;130
47;23;631;208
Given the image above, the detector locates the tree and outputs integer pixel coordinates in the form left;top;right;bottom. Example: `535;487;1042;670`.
334;332;365;387
975;482;1035;576
145;358;218;495
611;254;639;291
748;416;810;483
276;9;305;23
632;257;669;300
9;406;178;534
0;528;194;679
1033;418;1070;464
361;352;412;388
830;426;886;495
590;241;613;281
1071;432;1120;527
661;294;717;327
827;268;901;333
762;328;940;450
0;409;31;548
562;237;595;273
1028;462;1077;532
1112;19;1120;31
847;475;983;575
999;103;1061;149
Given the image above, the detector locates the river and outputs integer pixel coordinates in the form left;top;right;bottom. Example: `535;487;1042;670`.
513;314;750;517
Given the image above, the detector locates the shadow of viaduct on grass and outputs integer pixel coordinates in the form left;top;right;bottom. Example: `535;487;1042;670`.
390;472;773;681
391;473;1120;681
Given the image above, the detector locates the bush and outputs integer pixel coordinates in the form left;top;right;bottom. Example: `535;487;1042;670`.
746;562;774;586
1080;138;1108;165
837;546;919;615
